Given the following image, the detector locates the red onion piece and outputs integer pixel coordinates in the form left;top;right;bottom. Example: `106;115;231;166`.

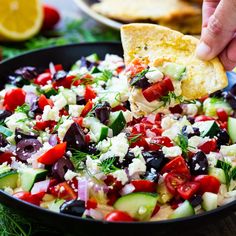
119;183;135;196
25;92;38;106
49;134;58;147
93;184;109;194
78;178;89;203
31;179;50;195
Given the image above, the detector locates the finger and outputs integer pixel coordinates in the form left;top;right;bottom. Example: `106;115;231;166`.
202;0;220;28
196;0;236;61
219;36;236;71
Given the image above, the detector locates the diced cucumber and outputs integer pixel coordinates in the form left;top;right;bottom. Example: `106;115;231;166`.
203;97;232;117
170;200;195;219
83;117;109;141
108;111;126;136
114;192;158;221
0;165;11;175
228;117;236;143
0;170;18;189
86;53;99;63
156;182;173;204
90;66;100;74
0;125;13;137
193;120;220;138
202;192;218;211
163;63;186;81
48;199;65;213
20;168;48;191
208;167;226;184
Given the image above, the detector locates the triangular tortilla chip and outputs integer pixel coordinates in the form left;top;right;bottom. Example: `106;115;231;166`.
121;23;227;100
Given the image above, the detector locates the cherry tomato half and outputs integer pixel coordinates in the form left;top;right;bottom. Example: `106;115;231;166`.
148;136;173;151
4;88;26;112
131;180;156;193
217;108;228;122
105;211;134;222
34;72;52;86
84;85;97;101
194;175;220;194
164;172;188;195
198;139;217;154
177;182;200;200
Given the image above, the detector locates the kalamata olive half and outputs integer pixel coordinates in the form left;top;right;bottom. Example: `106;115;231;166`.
0;110;12;121
0;134;8;148
63;122;86;150
226;93;236;109
114;151;135;168
60;200;85;217
182;125;200;138
76;95;86;105
16;139;42;161
53;70;67;81
189;151;208;176
189;194;202;207
15;129;38;144
142;151;167;172
95;102;111;125
52;156;74;181
15;66;38;80
130;75;150;89
217;130;230;148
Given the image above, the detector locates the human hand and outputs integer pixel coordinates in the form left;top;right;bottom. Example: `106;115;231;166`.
196;0;236;70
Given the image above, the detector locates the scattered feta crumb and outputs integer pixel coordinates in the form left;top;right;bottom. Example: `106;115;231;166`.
52;93;67;110
162;146;182;158
64;170;79;181
58;119;74;141
128;158;146;176
68;105;84;117
145;67;163;84
112;170;128;185
42;105;60;121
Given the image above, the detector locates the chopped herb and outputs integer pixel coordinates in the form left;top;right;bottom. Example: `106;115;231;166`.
160;92;184;107
216;159;236;190
98;157;119;174
128;133;142;144
15;104;30;115
130;69;148;86
94;70;113;83
16;118;28;123
52;117;64;133
174;133;189;157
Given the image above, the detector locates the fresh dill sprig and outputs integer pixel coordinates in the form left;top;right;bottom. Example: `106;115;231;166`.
160;92;183;107
15;104;30;115
98;157;119;174
130;69;149;86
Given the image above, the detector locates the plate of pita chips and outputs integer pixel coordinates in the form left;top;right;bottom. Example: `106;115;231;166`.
74;0;202;34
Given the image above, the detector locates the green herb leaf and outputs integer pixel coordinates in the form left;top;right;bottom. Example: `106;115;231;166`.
94;70;113;83
128;133;142;145
130;69;148;86
15;104;30;115
98;157;119;174
175;133;189;157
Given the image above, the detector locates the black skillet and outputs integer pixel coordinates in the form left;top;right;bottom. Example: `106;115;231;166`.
0;42;236;236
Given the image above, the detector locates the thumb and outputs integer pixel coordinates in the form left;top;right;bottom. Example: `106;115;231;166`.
196;0;236;60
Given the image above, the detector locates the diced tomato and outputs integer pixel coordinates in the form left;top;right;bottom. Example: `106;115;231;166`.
111;105;127;112
53;75;76;89
116;66;124;74
128;134;149;150
195;115;215;122
217;108;228;122
148;136;173;151
177;182;200;200
73;117;83;126
49;182;77;201
59;108;69;117
45;64;63;73
142;77;174;102
4;88;26;112
198;95;209;103
164;173;188;195
131;180;156;193
0;152;13;164
161;156;190;177
81;100;93;117
13;191;45;205
34;72;52;86
34;115;56;131
105;210;134;222
198;139;217;154
132;123;153;135
38;142;67;165
38;94;53;110
127;58;148;77
84;85;97;101
194;175;220;194
86;199;98;209
218;121;228;130
150;127;162;136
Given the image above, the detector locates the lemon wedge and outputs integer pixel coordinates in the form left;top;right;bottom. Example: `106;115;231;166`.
0;0;43;41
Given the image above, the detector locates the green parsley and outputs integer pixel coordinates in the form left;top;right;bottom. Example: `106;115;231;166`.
174;133;189;157
94;70;113;83
128;133;142;145
15;104;30;115
98;157;119;174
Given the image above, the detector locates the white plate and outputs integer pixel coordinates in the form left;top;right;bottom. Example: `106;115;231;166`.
74;0;122;30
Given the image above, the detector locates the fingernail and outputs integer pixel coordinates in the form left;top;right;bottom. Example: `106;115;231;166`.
196;42;211;60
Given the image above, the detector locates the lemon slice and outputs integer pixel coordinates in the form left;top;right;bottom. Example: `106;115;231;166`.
0;0;43;41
